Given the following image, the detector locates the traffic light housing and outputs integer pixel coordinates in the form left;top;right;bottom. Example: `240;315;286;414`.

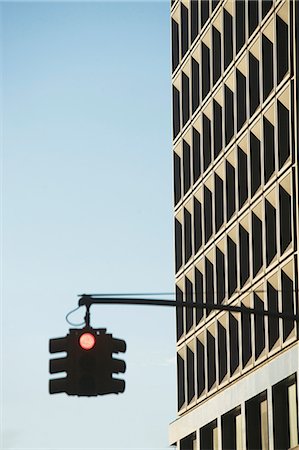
49;328;126;396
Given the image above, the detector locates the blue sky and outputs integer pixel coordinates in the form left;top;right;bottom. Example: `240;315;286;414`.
2;2;176;449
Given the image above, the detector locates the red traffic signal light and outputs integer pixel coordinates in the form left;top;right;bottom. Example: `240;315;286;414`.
79;332;96;350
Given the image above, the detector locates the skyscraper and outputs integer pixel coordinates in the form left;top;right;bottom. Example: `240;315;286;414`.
169;1;299;448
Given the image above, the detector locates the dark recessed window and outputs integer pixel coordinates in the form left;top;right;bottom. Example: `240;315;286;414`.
204;186;213;242
276;16;289;84
175;218;182;272
241;304;252;367
191;57;200;113
229;313;239;375
265;199;277;265
187;347;195;403
267;282;279;350
224;10;233;69
248;0;259;37
184;208;192;263
213;100;222;158
197;339;205;396
222;407;241;450
200;420;218;450
279;185;292;253
177;354;185;409
282;271;294;341
207;331;216;390
250;133;261;197
249;53;260;116
252;213;263;276
263;117;275;183
216;247;225;304
174;152;181;205
194;197;203;253
185;276;194;333
226;160;236;220
238;147;248;208
236;0;245;53
215;173;224;232
236;69;246;131
176;285;184;341
254;294;265;358
171;19;180;72
191;0;199;43
205;257;214;313
203;114;212;170
218;322;227;383
262;0;272;18
225;85;234;145
202;43;211;100
195;268;204;324
246;392;268;450
239;224;249;287
181;3;189;58
278;101;290;169
182;72;190;127
183;140;191;194
228;236;237;296
262;35;274;101
173;85;180;139
192;127;201;182
201;0;209;27
212;26;221;85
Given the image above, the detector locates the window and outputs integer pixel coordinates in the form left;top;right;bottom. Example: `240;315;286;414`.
215;173;224;231
236;0;245;53
181;3;189;58
225;85;234;145
281;270;294;341
207;331;216;390
175;218;182;272
216;247;225;304
278;100;290;169
249;53;260;116
205;257;215;312
252;212;263;276
239;224;249;287
267;282;279;350
174;152;181;205
190;0;199;43
192;127;201;182
191;58;200;113
194;197;202;253
202;43;211;100
172;19;180;72
187;346;195;403
176;286;184;340
248;0;259;37
203;114;212;170
212;26;221;85
197;338;205;396
222;407;242;450
229;313;239;375
200;420;218;450
201;0;209;27
241;303;252;367
185;276;194;333
276;16;289;84
250;132;261;196
184;208;192;263
224;10;233;69
218;322;227;382
246;392;269;450
265;199;277;265
238;147;248;208
195;268;204;323
262;0;272;18
226;160;236;220
183;140;191;194
173;85;180;138
263;117;275;183
182;72;190;126
236;69;246;131
181;433;196;450
213;100;222;158
254;294;265;358
227;236;237;296
177;353;185;410
279;185;292;253
204;186;213;242
262;35;273;101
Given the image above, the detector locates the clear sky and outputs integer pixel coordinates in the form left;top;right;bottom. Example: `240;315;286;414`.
2;2;176;449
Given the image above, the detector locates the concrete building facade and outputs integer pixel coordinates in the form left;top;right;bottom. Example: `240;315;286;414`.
169;0;299;449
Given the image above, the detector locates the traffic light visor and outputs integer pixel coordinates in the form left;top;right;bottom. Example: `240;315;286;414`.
79;333;96;350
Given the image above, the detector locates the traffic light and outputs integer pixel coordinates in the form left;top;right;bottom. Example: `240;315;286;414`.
49;328;126;396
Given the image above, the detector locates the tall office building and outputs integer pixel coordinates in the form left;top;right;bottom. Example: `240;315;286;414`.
169;1;299;449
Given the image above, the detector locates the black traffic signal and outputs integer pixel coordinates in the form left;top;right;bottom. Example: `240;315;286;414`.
49;327;126;396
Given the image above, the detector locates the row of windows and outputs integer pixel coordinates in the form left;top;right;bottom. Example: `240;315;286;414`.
177;271;297;408
172;11;289;139
172;0;275;73
179;374;298;450
175;178;292;274
174;94;291;205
